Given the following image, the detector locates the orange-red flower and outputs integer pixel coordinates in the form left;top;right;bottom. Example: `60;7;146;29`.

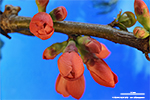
86;58;118;88
57;51;84;80
29;12;54;40
50;6;67;21
55;74;85;99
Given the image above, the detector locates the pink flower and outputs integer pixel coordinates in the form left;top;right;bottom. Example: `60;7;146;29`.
55;74;85;99
29;12;54;40
57;51;84;80
86;58;118;88
50;6;67;21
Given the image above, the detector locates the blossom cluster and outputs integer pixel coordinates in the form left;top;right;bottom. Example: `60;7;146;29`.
29;0;118;99
43;36;118;99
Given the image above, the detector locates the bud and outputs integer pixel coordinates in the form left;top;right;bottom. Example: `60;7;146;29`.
29;12;54;40
118;11;137;27
85;38;102;54
43;41;67;59
57;51;84;81
133;27;149;39
50;6;67;21
36;0;49;12
134;0;150;31
86;58;118;88
77;36;102;54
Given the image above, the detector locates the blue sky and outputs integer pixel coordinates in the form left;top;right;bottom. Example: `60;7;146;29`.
0;0;150;100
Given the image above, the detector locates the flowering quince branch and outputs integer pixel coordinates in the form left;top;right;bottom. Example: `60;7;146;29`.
0;4;149;55
0;0;150;99
0;5;149;55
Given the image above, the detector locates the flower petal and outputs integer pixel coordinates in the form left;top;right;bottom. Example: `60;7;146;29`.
85;39;102;54
112;72;118;84
58;51;84;80
67;75;85;99
55;74;69;97
95;43;111;59
58;53;73;78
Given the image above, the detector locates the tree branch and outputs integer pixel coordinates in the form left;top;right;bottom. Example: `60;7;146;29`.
0;5;149;55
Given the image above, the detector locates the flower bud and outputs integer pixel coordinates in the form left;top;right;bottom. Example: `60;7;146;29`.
77;36;102;54
134;0;150;31
133;27;149;39
50;6;67;21
86;59;118;88
43;41;67;59
29;12;54;40
36;0;49;12
85;38;102;54
58;51;84;81
118;11;137;27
